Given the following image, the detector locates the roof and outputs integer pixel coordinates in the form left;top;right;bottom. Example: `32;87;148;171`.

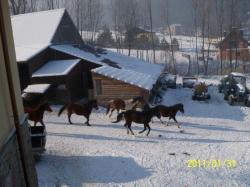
230;72;246;77
15;45;49;62
50;45;163;78
32;59;80;77
23;84;51;94
92;66;157;90
218;29;249;48
11;9;65;61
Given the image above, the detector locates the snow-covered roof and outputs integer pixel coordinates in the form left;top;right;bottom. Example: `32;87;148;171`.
230;72;246;77
23;84;51;93
50;45;163;77
92;66;157;90
11;9;65;61
32;59;80;77
15;45;49;62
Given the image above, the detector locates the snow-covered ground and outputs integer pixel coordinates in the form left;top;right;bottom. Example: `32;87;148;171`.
36;77;250;187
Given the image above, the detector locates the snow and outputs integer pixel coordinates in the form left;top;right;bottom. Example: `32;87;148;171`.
11;9;65;61
32;59;80;77
11;9;65;46
23;84;51;94
15;45;49;62
36;76;250;187
50;45;163;78
92;66;157;90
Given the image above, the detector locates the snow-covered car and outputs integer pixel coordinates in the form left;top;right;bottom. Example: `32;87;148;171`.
182;76;198;88
162;74;177;89
222;72;250;106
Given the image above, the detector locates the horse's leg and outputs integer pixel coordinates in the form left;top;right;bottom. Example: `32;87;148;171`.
85;116;91;126
124;123;129;134
127;123;134;135
173;117;181;128
159;117;165;125
40;120;45;127
146;124;151;136
109;108;115;118
139;124;147;134
68;112;73;124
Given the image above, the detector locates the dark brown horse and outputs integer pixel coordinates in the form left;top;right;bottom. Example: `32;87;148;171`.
112;107;160;136
22;92;52;126
25;103;53;126
106;96;144;118
58;100;98;126
155;103;184;128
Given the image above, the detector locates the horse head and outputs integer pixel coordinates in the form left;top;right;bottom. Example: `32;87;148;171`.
132;96;144;104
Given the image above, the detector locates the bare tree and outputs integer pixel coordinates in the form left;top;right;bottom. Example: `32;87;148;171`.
9;0;28;15
146;0;156;63
162;0;176;74
111;0;124;53
121;0;139;56
192;0;200;75
215;0;225;74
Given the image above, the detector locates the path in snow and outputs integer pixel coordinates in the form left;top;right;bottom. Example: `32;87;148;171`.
36;83;250;187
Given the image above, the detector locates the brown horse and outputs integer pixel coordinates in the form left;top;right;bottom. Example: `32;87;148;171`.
58;100;98;126
25;102;53;126
112;107;160;136
155;103;184;128
106;96;144;118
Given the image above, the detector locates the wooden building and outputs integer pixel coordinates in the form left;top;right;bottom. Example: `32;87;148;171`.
12;9;91;103
12;9;163;104
218;29;250;62
91;66;157;105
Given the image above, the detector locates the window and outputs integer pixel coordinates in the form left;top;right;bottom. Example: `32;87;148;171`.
95;80;102;95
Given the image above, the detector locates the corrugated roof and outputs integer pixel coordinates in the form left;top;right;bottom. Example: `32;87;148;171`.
50;45;163;78
92;66;157;90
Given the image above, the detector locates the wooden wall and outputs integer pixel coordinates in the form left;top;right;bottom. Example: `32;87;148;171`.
92;72;149;106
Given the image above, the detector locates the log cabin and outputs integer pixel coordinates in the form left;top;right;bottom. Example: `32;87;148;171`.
91;66;158;105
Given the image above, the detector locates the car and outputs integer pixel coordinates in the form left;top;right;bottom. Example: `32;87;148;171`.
182;76;198;88
221;72;250;106
163;74;177;89
218;75;229;93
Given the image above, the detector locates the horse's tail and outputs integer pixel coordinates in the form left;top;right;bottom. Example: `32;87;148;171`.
112;112;125;123
58;104;67;116
106;102;111;115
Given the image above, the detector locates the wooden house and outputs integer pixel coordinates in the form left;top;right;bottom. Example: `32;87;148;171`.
91;66;157;105
218;29;249;62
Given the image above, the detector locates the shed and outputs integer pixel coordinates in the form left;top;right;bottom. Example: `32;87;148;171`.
91;66;157;105
30;59;84;102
